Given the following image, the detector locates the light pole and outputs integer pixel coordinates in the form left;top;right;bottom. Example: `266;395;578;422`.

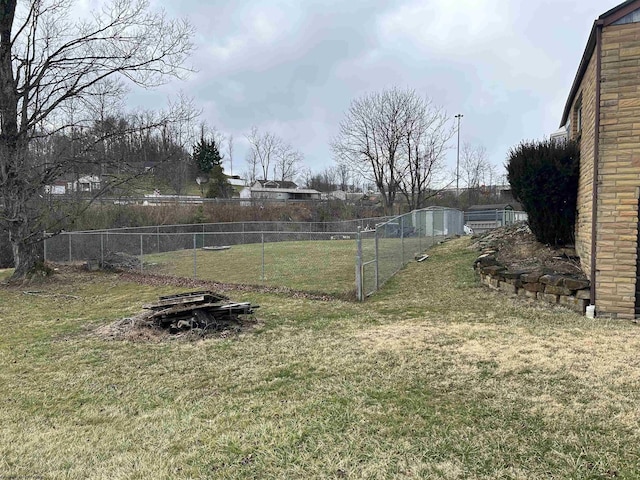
455;114;463;197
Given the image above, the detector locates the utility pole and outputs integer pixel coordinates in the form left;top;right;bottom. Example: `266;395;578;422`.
455;114;463;197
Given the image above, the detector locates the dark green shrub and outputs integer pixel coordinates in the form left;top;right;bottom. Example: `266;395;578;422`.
506;139;580;246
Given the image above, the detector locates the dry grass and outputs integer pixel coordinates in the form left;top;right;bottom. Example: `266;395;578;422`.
143;239;359;296
0;268;12;282
1;238;640;478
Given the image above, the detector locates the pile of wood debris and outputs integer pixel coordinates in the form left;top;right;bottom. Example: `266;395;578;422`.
141;290;258;334
96;290;259;341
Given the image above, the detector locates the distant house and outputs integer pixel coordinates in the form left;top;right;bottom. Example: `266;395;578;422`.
44;180;68;195
72;175;101;193
226;176;247;188
324;190;366;202
239;179;321;203
251;179;299;190
45;175;101;195
557;0;640;318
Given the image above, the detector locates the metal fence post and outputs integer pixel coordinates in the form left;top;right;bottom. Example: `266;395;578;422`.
261;233;265;283
419;211;423;252
43;232;47;263
355;227;363;301
431;210;435;244
100;233;104;267
156;226;160;254
374;228;379;291
400;216;405;266
140;234;144;273
193;234;197;279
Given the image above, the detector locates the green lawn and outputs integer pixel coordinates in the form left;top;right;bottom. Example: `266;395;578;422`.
143;236;440;298
144;239;360;297
1;238;640;478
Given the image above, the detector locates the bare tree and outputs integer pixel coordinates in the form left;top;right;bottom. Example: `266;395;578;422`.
273;142;303;182
332;87;452;212
243;150;259;184
227;134;234;176
155;120;195;195
397;99;454;210
336;163;351;191
0;0;194;278
304;166;338;192
459;142;489;204
246;126;281;181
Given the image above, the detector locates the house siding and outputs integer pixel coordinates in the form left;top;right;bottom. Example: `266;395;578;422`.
595;22;640;318
573;53;598;274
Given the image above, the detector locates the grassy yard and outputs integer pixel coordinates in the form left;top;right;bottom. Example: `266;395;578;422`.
0;268;11;282
143;235;440;298
1;238;640;478
144;239;360;297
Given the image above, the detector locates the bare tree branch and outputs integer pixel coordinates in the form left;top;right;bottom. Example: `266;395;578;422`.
332;87;453;212
0;0;195;278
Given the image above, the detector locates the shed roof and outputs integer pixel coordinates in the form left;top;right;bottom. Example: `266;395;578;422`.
253;179;298;189
468;204;513;211
249;187;320;195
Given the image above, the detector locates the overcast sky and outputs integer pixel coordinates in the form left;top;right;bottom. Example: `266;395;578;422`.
129;0;622;183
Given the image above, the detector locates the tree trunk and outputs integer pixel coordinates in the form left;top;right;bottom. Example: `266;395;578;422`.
1;140;41;279
9;220;40;278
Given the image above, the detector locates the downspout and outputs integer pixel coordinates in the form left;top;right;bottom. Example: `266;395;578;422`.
590;20;604;311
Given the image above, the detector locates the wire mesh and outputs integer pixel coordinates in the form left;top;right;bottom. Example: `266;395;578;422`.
360;208;465;298
44;222;374;298
43;212;464;300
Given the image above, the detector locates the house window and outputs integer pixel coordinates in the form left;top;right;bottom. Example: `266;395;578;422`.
574;95;583;136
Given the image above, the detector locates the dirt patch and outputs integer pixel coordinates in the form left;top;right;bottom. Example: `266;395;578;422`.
7;264;337;301
469;223;585;277
115;270;337;301
94;312;261;342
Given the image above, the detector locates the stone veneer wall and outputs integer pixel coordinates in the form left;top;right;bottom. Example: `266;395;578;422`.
475;257;591;315
595;22;640;319
572;53;597;275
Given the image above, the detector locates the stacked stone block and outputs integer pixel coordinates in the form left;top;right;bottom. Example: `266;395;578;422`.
474;253;591;314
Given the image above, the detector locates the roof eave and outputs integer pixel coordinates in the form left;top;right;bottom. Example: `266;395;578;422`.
560;22;598;128
599;0;640;22
560;0;640;127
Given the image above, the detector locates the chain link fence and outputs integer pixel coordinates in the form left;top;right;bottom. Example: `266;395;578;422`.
43;212;464;299
356;207;465;300
44;218;390;297
464;209;528;234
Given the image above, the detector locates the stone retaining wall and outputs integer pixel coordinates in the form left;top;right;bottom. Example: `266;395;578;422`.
474;253;592;314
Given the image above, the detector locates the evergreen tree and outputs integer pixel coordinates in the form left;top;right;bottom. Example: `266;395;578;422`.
192;136;232;198
507;139;579;246
193;137;221;174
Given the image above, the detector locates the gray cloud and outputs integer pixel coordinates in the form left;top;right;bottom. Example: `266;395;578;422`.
135;0;622;181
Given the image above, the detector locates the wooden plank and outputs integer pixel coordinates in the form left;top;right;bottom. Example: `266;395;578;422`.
150;302;255;319
143;295;207;310
158;290;211;300
144;291;230;310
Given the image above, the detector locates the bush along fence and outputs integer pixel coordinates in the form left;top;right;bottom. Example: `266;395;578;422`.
355;207;466;300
